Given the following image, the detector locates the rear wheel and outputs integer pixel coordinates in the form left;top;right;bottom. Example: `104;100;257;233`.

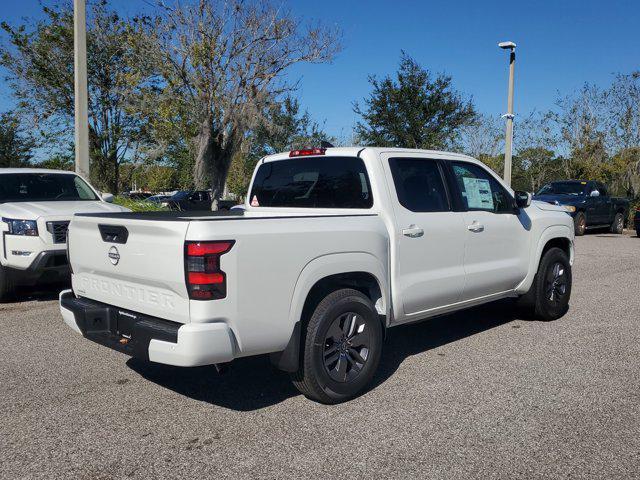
0;265;15;302
520;247;572;321
610;212;624;234
574;212;586;236
291;288;383;404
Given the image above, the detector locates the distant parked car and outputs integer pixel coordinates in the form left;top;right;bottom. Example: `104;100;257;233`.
534;180;630;236
634;208;640;237
0;168;129;300
126;191;153;201
217;199;237;211
146;193;171;204
162;190;212;211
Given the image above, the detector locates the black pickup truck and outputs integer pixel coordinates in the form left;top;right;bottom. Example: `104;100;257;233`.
534;180;630;236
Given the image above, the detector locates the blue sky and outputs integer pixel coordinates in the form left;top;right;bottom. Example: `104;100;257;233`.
1;0;639;141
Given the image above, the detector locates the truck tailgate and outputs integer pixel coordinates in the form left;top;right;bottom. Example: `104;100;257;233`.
68;215;191;323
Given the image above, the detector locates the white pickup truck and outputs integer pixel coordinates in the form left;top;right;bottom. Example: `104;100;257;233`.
0;169;128;299
60;147;574;403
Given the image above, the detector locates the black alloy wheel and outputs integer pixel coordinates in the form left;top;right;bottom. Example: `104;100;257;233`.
545;262;568;305
291;288;383;404
322;312;370;383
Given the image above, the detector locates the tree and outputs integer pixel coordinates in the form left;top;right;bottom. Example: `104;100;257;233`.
510;111;562;191
605;72;640;152
226;96;331;198
606;147;640;197
135;0;340;208
353;52;476;149
0;2;149;193
39;153;74;171
0;111;33;168
554;83;611;178
458;113;504;159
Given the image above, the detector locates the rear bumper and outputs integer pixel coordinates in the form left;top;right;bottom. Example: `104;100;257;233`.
59;290;235;367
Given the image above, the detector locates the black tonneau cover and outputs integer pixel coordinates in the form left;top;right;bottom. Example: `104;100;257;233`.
75;210;377;222
75;209;245;221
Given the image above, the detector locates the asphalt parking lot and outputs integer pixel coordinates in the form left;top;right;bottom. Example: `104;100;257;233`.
1;233;639;479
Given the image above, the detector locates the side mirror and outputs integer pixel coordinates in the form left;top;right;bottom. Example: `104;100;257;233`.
514;190;532;209
590;190;600;197
101;192;114;203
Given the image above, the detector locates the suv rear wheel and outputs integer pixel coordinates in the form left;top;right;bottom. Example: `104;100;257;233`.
291;288;383;404
519;247;572;321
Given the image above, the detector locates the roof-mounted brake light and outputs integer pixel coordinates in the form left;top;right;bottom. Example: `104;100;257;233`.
289;148;326;157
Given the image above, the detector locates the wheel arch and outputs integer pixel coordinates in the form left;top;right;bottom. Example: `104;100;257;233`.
270;252;390;372
516;225;574;295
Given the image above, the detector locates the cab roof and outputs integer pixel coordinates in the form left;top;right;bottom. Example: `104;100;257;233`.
261;147;477;163
0;168;77;175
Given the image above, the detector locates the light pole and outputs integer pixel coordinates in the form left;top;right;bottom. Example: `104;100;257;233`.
74;0;90;179
499;41;516;187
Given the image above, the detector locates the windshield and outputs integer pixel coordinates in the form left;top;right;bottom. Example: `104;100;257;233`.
0;173;99;203
249;156;372;209
536;182;586;196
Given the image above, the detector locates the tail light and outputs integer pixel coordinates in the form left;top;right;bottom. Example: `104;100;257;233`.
185;241;234;300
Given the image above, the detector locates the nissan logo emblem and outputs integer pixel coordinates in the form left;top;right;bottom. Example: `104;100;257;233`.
108;246;120;266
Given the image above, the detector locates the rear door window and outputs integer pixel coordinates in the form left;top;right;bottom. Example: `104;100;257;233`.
250;157;373;208
389;158;450;212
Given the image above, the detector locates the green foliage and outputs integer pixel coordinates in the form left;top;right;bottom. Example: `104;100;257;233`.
113;196;168;212
354;52;476;149
0;111;33;167
38;153;74;171
131;0;341;200
137;166;176;192
226;96;332;199
0;2;151;193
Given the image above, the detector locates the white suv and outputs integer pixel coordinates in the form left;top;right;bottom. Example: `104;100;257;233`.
0;169;129;299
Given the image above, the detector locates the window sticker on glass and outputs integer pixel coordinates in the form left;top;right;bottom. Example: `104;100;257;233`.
463;177;494;210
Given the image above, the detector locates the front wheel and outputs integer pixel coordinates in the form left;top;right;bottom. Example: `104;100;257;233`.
610;212;624;234
291;288;383;404
521;247;572;321
574;212;586;236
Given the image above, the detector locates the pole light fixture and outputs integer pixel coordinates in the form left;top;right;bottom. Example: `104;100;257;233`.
498;41;517;50
499;41;516;187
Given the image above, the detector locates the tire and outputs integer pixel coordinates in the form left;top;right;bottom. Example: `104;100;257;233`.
610;212;624;234
0;265;15;302
291;288;383;404
521;247;572;321
636;227;640;238
574;211;586;236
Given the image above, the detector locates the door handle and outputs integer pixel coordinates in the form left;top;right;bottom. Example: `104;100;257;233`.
467;222;485;233
402;225;424;238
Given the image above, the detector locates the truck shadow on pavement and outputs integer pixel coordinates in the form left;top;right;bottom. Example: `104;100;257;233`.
127;299;523;411
7;283;68;303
